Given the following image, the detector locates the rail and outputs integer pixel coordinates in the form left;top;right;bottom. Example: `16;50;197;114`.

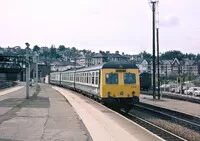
120;110;186;141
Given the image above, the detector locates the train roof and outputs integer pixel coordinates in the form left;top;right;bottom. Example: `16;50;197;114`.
59;61;138;73
102;61;137;69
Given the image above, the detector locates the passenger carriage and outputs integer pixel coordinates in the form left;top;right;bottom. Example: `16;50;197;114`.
50;62;140;111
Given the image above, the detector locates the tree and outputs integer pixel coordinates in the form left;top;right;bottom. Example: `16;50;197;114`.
185;53;196;60
50;45;57;58
58;45;66;52
139;51;152;59
196;54;200;60
70;47;78;57
43;50;49;59
33;45;40;53
160;50;184;60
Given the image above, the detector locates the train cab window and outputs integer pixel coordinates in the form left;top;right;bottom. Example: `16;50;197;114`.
106;73;118;84
124;73;136;84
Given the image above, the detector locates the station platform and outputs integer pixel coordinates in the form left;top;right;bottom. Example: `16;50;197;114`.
0;84;92;141
53;86;163;141
140;94;200;118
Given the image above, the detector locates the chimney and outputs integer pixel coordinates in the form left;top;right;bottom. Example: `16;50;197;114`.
106;51;110;54
115;51;119;54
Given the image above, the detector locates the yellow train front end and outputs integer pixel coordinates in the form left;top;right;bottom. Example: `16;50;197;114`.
100;63;140;111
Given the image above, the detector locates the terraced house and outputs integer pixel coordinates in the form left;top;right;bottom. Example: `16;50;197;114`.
135;58;200;76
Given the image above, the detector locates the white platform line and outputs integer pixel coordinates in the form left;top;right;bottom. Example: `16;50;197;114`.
0;86;24;96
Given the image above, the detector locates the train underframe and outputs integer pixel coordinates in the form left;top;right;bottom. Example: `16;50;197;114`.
102;96;139;112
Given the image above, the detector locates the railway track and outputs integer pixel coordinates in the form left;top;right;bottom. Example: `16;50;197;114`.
68;87;187;141
121;110;186;141
134;102;200;132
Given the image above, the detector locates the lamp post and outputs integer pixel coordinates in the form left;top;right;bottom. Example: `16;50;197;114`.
25;42;30;99
34;52;39;87
149;0;159;99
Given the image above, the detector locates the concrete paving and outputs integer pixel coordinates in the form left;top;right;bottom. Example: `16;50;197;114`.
0;86;24;97
53;86;164;141
0;84;92;141
140;94;200;118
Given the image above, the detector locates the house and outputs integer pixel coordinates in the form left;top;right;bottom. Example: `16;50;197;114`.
135;59;150;73
92;51;129;65
170;58;183;75
76;53;86;66
85;56;93;67
50;61;81;72
160;60;173;76
182;59;199;76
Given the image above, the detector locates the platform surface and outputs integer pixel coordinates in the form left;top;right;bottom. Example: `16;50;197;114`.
53;86;164;141
140;94;200;117
0;84;92;141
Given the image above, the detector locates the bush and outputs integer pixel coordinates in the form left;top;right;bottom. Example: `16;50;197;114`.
192;80;200;86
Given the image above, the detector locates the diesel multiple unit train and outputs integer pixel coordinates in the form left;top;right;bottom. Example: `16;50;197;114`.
50;62;140;111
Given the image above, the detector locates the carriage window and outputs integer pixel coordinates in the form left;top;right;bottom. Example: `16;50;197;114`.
89;73;91;84
86;73;89;83
80;73;82;82
106;73;118;84
84;73;87;83
124;73;136;84
95;72;99;85
92;72;95;84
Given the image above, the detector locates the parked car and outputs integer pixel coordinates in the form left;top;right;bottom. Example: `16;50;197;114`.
194;90;200;97
170;88;176;93
184;87;200;95
175;86;187;94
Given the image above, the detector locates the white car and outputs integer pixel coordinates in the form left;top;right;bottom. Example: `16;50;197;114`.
175;86;187;94
194;90;200;97
185;87;200;95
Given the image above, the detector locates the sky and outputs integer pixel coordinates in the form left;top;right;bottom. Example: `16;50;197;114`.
0;0;200;54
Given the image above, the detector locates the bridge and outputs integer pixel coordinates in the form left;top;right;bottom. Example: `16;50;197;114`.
0;55;33;80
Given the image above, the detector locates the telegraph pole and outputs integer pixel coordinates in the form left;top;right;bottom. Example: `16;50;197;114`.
25;43;30;99
149;0;157;99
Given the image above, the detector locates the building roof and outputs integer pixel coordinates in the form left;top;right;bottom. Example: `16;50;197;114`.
50;61;80;66
62;61;138;73
93;52;128;59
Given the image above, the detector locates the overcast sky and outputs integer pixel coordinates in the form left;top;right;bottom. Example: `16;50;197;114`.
0;0;200;54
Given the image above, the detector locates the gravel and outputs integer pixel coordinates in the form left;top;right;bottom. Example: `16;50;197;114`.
131;109;200;141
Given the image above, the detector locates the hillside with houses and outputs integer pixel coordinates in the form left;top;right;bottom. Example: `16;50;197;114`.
0;45;200;83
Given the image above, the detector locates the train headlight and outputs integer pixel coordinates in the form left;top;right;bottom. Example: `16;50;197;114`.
132;91;135;96
120;91;124;95
108;91;111;97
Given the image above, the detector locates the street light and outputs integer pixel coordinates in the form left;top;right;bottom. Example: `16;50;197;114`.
25;42;30;99
34;51;39;87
